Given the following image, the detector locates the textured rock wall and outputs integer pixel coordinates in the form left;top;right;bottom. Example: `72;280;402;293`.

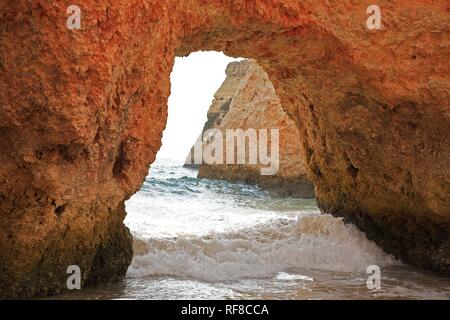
183;59;249;169
0;0;449;297
187;60;315;197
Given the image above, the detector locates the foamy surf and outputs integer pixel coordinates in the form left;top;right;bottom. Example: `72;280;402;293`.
127;214;397;281
47;160;450;299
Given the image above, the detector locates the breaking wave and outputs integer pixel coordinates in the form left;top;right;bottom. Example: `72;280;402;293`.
127;213;397;281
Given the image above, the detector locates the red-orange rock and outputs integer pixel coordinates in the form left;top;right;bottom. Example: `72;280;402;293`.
0;0;449;298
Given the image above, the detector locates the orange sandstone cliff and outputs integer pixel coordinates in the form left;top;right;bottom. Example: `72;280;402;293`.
0;0;449;298
186;60;315;198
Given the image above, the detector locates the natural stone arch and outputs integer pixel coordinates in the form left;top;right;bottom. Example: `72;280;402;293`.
0;1;448;298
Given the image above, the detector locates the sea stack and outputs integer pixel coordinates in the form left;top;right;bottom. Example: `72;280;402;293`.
185;60;315;198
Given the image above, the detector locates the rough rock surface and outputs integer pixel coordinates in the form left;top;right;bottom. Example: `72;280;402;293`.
183;58;248;169
0;0;449;297
186;60;315;197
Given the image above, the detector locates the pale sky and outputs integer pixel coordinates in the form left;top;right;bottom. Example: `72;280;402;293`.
156;51;239;161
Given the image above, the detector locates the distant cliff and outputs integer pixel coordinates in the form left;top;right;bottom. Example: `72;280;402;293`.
184;60;250;169
185;60;315;198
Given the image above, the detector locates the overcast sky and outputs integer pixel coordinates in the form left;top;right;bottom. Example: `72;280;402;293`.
156;51;239;161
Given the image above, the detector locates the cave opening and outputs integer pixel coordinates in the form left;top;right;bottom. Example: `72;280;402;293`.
123;49;317;245
112;45;449;299
114;49;393;300
117;50;346;299
122;49;308;241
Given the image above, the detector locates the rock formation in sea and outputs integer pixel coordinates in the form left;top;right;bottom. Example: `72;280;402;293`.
185;60;315;198
183;59;249;169
0;1;449;298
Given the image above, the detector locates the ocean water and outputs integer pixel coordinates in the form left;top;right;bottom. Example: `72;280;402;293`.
52;159;450;300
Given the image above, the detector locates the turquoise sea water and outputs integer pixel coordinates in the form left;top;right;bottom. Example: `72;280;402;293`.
49;159;450;300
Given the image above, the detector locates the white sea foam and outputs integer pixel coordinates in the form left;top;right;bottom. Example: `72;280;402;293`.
127;214;397;281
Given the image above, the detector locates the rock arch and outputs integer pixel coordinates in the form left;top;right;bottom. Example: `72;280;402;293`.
0;1;449;298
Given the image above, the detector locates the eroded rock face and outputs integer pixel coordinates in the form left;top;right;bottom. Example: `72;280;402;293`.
0;0;449;297
186;60;315;197
183;59;249;169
